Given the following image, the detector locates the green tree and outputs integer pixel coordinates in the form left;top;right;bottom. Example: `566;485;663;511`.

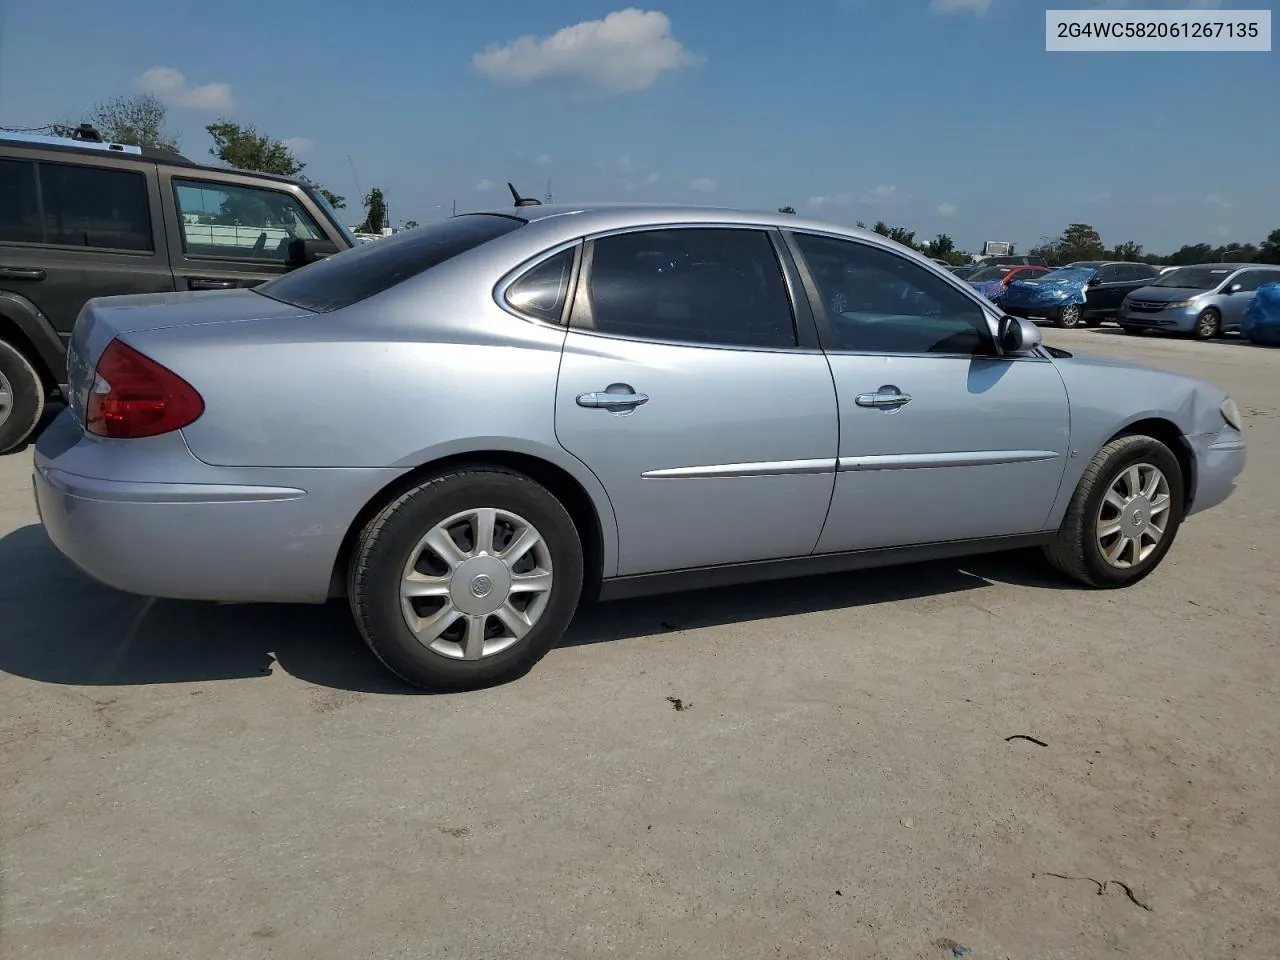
1111;241;1143;261
1165;243;1215;266
925;233;955;258
402;220;420;230
85;94;180;152
777;205;797;215
205;120;345;209
1057;223;1105;263
360;187;387;234
1255;229;1280;265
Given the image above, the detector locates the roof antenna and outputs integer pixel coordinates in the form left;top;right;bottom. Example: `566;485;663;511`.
508;182;542;208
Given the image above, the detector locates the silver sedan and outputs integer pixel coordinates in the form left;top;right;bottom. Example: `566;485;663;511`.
33;203;1246;689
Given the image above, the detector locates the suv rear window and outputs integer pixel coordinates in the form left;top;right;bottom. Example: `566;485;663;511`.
257;214;525;313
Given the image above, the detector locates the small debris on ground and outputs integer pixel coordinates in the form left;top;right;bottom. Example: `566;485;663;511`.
666;696;692;712
933;938;968;957
900;817;914;828
1005;734;1048;747
1035;872;1153;912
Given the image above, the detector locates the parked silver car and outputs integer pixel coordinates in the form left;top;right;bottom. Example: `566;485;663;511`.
1119;263;1280;339
33;204;1246;690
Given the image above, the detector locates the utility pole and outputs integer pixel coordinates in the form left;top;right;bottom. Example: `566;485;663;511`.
545;178;553;204
452;199;456;217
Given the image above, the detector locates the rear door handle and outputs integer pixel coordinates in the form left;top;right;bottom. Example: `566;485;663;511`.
855;386;912;409
0;266;45;281
576;390;649;409
188;278;238;291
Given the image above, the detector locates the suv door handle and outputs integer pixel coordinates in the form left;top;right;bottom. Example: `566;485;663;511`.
0;266;45;281
188;278;238;290
577;390;649;409
855;387;912;409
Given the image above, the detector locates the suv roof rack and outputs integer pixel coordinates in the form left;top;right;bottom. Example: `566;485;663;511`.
0;125;193;163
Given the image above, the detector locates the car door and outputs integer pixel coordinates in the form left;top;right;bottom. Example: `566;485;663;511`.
782;230;1071;554
554;225;839;576
1220;269;1277;332
0;154;174;346
159;170;336;292
1083;263;1129;315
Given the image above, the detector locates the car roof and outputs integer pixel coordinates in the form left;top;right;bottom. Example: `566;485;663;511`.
0;134;313;188
471;201;926;247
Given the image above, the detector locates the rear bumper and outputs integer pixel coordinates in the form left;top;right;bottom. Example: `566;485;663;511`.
1186;428;1246;517
33;409;405;603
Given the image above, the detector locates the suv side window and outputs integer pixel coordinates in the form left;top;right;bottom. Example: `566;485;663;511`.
8;161;154;251
1093;264;1121;283
791;232;993;355
173;179;326;262
581;228;796;348
0;159;41;243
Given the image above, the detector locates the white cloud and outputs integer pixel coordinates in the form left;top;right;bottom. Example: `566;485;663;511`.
136;66;233;110
1204;193;1232;208
646;171;660;184
807;192;852;209
937;202;958;217
534;153;552;165
690;177;717;193
472;9;700;97
860;184;896;204
281;137;313;155
930;0;991;14
475;178;495;191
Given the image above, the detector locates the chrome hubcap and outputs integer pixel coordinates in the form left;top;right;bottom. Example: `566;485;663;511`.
0;370;13;428
399;507;554;661
1096;463;1172;568
1062;306;1080;326
1198;313;1216;337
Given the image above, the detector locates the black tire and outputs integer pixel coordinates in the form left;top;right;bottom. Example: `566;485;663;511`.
1055;303;1083;329
1084;315;1104;328
348;467;584;691
1043;434;1185;588
0;340;46;455
1192;308;1221;341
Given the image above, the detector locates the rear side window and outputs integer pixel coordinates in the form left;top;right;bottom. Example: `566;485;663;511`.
39;163;153;251
257;214;524;313
505;247;576;324
0;159;41;243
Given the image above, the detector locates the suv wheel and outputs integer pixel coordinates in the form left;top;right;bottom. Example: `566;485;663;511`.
0;340;46;454
348;467;584;691
1193;308;1221;340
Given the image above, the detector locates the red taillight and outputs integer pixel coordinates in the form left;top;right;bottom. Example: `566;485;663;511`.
86;339;205;439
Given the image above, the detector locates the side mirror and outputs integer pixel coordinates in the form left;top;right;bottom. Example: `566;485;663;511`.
1225;283;1243;295
285;238;340;270
998;315;1043;354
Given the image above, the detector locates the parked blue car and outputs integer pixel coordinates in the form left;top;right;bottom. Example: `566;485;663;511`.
1241;281;1280;346
1002;261;1162;329
1118;263;1280;340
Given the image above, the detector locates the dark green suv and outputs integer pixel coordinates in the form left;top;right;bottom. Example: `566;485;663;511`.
0;128;357;452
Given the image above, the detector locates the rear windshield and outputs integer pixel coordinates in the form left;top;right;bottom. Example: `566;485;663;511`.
256;213;525;313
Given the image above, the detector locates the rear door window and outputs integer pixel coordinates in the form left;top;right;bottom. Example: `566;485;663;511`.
257;213;525;313
0;158;41;243
34;162;154;251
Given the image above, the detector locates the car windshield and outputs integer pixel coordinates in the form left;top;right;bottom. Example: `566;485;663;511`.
1153;266;1235;290
967;266;1014;282
1029;266;1094;283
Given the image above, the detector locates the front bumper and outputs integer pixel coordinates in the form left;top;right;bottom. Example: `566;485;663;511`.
1118;305;1199;332
1185;427;1246;517
32;409;405;603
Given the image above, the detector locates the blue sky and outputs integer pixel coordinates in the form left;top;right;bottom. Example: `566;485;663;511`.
1;0;1276;253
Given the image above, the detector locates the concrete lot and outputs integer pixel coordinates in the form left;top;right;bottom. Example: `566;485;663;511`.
2;327;1277;960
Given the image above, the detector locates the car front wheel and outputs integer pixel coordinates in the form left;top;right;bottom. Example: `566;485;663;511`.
1193;308;1221;340
1043;434;1185;588
348;467;584;691
1056;303;1083;329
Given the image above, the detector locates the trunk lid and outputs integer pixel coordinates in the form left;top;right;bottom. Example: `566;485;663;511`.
65;289;312;424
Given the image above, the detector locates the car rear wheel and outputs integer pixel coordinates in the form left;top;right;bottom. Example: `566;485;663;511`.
0;340;46;455
1055;303;1083;329
1043;434;1185;588
1193;308;1221;340
348;467;584;691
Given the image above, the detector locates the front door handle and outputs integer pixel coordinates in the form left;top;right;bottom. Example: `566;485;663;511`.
855;386;912;410
577;389;649;410
188;278;238;291
0;266;46;281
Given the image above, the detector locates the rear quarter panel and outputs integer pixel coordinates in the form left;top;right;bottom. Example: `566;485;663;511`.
1045;352;1228;526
